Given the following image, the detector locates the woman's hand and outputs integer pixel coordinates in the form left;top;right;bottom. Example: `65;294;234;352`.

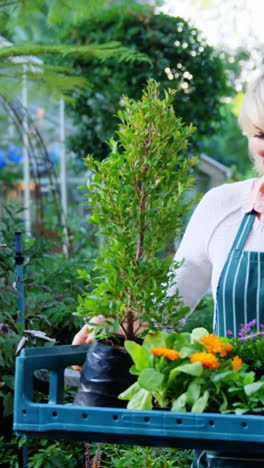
71;315;106;372
71;315;147;371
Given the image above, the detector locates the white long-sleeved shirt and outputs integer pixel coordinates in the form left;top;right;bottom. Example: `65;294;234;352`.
167;178;264;312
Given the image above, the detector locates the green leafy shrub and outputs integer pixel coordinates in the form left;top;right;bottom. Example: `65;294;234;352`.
0;206;95;462
76;79;197;340
101;444;193;467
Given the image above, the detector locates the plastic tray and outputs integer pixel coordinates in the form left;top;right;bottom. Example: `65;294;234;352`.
13;344;264;450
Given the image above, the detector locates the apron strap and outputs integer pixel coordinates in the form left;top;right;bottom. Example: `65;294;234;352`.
229;211;256;251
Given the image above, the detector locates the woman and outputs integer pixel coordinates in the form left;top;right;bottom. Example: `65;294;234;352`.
73;71;264;466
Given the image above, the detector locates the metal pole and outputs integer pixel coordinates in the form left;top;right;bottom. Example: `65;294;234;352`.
22;65;31;237
14;231;25;326
8;111;15;140
59;97;68;255
21;445;29;468
14;231;28;466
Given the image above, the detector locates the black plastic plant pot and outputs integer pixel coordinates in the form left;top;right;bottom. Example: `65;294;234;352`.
74;338;136;408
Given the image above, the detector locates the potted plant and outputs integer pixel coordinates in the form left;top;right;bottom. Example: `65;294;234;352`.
119;322;264;414
74;80;197;407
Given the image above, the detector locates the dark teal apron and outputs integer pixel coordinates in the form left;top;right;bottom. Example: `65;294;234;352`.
215;211;263;337
192;212;264;468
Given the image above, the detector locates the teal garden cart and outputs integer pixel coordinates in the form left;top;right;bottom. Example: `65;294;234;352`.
13;343;264;451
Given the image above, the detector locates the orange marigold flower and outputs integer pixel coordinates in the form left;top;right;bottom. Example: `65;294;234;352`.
199;334;233;356
199;334;222;353
151;347;180;361
190;352;220;369
165;349;180;360
232;355;243;371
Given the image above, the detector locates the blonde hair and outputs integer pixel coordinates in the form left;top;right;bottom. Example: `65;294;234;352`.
238;72;264;175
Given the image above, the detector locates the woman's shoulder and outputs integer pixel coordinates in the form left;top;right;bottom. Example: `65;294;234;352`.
202;178;255;209
191;179;255;225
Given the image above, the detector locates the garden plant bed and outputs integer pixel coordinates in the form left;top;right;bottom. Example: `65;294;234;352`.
13;344;264;451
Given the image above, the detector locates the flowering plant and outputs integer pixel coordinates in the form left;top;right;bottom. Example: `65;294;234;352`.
230;320;264;372
119;325;264;414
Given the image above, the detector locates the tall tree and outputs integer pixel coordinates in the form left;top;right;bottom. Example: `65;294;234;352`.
62;3;231;160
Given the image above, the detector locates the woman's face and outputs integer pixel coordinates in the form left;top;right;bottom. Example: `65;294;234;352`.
250;124;264;158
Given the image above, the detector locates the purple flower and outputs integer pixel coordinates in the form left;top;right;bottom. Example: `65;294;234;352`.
237;318;264;343
226;329;233;336
239;336;249;341
248;333;258;339
84;441;91;468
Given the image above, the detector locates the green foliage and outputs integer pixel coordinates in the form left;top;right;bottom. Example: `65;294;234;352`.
0;204;194;463
0;205;98;463
183;294;214;333
0;209;84;410
23;252;88;343
0;43;148;63
0;205;89;340
2;0;114;30
232;321;264;371
76;80;196;339
0;0;150;103
198;102;251;174
0;206;25;315
101;444;193;467
23;439;192;468
0;43;149;103
0;162;22;185
65;5;231;159
0;435;26;467
121;329;264;414
27;441;77;468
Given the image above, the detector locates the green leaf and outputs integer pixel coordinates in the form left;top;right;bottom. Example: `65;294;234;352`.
186;382;201;406
143;331;169;350
243;372;255;385
191;328;209;342
118;381;141;400
234;408;249;415
3;392;13;417
171;393;187;412
191;390;209;413
173;333;192;346
2;375;14;390
127;388;153;410
138;368;164;391
168;367;181;385
211;371;233;383
0;354;5;367
176;362;203;376
179;346;194;358
125;341;151;370
244;381;264;396
219;392;228;412
129;364;141;376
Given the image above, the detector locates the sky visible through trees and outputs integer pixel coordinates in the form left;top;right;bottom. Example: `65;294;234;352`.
160;0;264;86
